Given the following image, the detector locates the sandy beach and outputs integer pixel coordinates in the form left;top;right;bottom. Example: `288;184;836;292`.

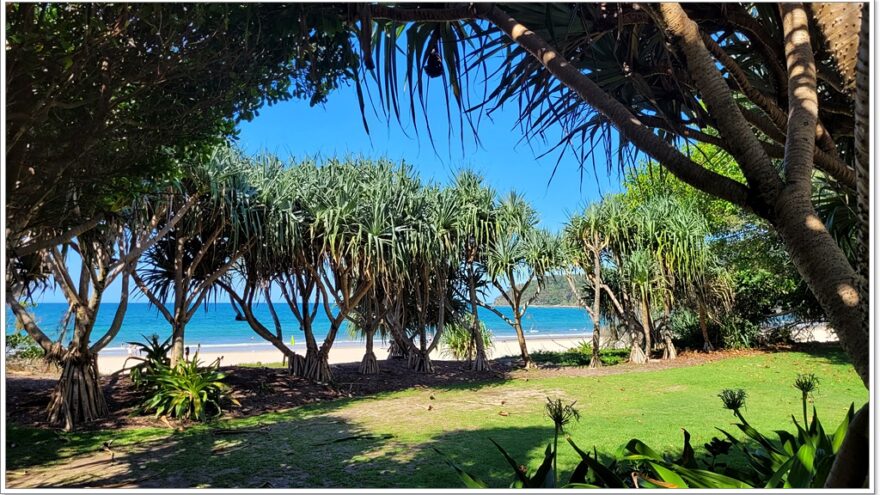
97;335;589;374
96;321;838;375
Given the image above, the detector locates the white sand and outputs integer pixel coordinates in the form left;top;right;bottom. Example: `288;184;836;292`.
97;336;588;375
97;323;840;375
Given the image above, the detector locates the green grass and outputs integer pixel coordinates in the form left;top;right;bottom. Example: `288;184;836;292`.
6;346;866;488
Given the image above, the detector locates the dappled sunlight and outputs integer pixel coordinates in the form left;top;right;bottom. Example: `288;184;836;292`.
805;214;826;231
836;283;860;307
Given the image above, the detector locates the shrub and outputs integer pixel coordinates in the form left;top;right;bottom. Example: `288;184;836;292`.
719;316;761;349
139;353;237;421
531;342;629;367
441;320;493;361
5;331;44;360
124;334;171;389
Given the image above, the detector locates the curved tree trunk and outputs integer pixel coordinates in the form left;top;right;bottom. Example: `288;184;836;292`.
513;319;534;369
824;403;869;488
48;346;108;431
359;328;379;375
773;189;869;387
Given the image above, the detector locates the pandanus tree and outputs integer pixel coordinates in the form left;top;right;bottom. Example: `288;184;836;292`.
351;6;869;481
5;195;194;430
634;195;713;360
483;192;559;368
133;147;256;367
218;155;303;369
562;203;612;368
451;171;498;372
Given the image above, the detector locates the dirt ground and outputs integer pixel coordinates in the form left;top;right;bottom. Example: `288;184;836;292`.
5;348;760;431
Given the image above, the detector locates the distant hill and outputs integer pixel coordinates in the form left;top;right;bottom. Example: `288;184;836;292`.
493;276;586;307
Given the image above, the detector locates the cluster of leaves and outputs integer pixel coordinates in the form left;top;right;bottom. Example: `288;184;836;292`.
442;375;855;489
6;3;357;256
123;334;172;389
137;352;237;421
5;331;45;360
531;341;629;367
440;319;493;362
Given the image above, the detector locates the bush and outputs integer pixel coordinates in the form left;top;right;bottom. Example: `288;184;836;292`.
441;319;493;361
668;309;707;349
124;334;171;389
5;331;44;360
139;353;237;421
531;341;629;367
719;316;761;349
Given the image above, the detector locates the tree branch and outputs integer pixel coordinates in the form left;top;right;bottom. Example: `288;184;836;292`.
481;4;755;212
780;4;818;194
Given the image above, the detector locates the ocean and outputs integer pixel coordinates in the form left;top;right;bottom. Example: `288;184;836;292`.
6;303;594;355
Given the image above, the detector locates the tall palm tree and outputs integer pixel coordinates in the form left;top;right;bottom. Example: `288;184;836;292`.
485;196;559;368
563;203;610;368
6;194;193;430
133;147;256;367
451;170;497;372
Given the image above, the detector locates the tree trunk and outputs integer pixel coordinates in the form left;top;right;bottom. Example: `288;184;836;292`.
698;298;714;351
359;329;379;375
772;189;869;387
299;346;333;383
824;403;869;488
513;318;535;369
640;299;653;361
169;320;185;367
589;314;602;369
468;262;491;372
629;327;648;364
47;346;108;431
407;349;434;373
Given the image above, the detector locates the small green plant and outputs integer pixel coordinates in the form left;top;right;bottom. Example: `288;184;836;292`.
794;373;820;424
531;346;629;367
545;397;580;483
718;388;747;421
139;353;237;421
124;334;171;389
440;374;856;489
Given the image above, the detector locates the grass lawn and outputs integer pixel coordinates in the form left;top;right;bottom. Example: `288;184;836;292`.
6;346;867;488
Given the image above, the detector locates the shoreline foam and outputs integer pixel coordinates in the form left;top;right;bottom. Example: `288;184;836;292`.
97;335;592;374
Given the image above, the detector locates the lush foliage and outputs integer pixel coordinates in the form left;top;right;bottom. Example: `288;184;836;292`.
138;354;237;421
5;331;45;360
531;342;629;367
124;335;172;389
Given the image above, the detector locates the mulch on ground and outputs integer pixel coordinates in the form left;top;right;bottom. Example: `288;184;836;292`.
5;346;786;432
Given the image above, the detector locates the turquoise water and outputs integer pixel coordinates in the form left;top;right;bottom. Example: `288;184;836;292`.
6;303;593;354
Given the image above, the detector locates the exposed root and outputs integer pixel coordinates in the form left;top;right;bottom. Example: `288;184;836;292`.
48;350;108;431
294;350;333;383
407;351;434;374
359;351;380;375
629;345;648;364
469;349;492;372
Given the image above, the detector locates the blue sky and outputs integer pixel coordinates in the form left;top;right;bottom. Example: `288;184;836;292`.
34;66;626;304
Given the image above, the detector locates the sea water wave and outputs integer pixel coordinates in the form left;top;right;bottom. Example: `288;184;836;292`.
6;302;594;350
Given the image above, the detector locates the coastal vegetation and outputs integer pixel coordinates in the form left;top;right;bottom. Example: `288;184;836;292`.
4;2;869;489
